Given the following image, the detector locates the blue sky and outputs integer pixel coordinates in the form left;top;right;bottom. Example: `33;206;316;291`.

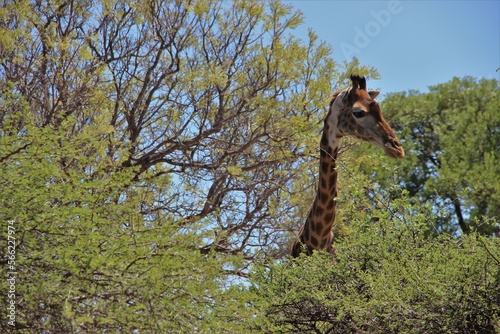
286;0;500;95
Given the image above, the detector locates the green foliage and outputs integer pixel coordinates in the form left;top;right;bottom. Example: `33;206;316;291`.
252;195;500;333
2;0;498;332
0;106;258;332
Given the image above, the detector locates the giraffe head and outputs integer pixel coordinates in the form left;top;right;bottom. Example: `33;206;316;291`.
327;75;404;159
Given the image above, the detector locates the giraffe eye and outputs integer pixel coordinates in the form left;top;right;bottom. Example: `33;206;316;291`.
352;110;366;118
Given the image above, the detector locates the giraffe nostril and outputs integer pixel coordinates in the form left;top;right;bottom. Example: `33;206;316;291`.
383;138;404;158
387;138;401;148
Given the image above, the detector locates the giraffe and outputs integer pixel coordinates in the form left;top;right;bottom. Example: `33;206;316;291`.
291;75;404;257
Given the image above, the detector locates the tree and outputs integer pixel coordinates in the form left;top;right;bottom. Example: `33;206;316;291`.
0;0;378;331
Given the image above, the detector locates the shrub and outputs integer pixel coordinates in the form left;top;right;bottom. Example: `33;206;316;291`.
252;212;500;333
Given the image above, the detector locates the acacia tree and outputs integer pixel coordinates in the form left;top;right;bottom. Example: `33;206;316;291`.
0;0;378;331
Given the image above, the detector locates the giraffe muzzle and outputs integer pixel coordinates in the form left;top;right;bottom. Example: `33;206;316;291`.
383;138;405;159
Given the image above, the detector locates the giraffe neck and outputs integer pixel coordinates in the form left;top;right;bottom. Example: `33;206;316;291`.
291;91;345;257
302;132;339;248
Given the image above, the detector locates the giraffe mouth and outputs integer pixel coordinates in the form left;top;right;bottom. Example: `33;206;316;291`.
383;139;405;159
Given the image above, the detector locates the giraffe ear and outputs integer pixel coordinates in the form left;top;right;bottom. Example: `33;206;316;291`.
368;90;380;99
342;89;351;104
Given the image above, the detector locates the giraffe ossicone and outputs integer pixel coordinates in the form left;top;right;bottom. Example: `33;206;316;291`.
291;75;404;258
